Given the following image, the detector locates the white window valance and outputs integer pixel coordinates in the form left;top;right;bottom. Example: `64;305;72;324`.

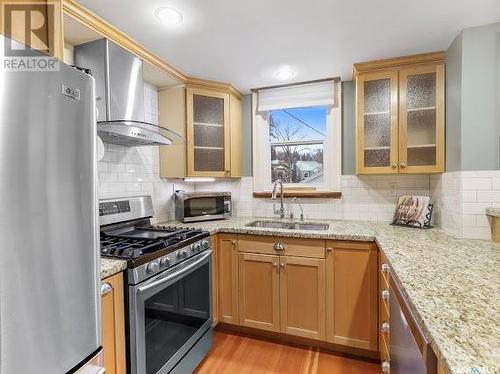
257;80;338;112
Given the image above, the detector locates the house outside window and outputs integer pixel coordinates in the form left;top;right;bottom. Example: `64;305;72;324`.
252;80;341;192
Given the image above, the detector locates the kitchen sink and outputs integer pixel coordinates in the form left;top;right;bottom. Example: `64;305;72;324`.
245;220;329;231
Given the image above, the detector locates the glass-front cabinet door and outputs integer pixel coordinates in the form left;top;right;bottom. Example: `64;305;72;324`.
356;71;399;174
186;87;230;176
398;64;445;173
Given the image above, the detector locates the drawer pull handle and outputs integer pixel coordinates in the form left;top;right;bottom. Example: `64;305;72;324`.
381;322;390;333
381;361;390;373
101;282;113;296
274;242;285;251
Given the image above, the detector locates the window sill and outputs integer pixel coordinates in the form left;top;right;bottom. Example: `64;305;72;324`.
253;191;342;199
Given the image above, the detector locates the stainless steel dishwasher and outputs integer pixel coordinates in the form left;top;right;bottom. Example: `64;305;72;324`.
389;275;437;374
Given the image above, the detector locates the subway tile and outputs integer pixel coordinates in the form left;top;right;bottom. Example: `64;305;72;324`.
476;191;500;203
461;191;477;202
462;178;492;191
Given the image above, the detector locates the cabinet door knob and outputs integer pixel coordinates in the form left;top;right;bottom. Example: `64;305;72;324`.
381;263;390;273
381;322;390;333
381;289;390;300
280;263;285;269
101;282;113;296
326;247;333;253
391;162;397;169
274;242;285;251
400;161;407;169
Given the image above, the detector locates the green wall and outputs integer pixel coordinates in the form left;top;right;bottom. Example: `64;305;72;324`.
241;94;253;176
341;81;356;175
445;33;463;171
446;22;500;171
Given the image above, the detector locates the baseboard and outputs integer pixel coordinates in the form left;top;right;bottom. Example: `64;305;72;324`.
215;323;380;362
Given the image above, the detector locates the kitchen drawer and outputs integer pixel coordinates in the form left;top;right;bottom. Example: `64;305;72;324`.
238;235;325;258
381;334;390;362
381;287;390;317
379;251;390;288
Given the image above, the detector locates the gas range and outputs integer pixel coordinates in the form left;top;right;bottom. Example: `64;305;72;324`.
99;196;211;284
100;196;214;374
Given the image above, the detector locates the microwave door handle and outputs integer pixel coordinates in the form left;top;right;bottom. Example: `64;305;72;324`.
137;250;212;294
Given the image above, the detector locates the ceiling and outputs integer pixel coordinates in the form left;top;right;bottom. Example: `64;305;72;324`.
78;0;500;93
63;15;182;88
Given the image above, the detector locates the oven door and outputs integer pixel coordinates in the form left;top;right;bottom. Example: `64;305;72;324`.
129;250;212;374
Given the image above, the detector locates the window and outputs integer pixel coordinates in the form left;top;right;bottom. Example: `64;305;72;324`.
253;80;341;192
269;106;326;184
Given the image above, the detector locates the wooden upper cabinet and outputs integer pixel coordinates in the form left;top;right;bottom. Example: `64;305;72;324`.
280;256;326;341
101;272;126;374
325;241;378;351
355;52;445;174
356;71;399;174
399;64;445;173
186;86;242;177
159;86;187;178
218;234;239;325
238;253;280;332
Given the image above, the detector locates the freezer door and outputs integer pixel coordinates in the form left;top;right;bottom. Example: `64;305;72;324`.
0;38;100;373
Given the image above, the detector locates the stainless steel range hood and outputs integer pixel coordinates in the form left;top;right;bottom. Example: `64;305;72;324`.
74;39;178;146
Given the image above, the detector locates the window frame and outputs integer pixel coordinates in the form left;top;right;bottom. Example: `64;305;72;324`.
252;82;342;193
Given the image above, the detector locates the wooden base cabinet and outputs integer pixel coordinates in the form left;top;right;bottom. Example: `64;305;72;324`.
101;272;126;374
211;235;220;326
326;241;378;352
238;253;280;332
217;234;239;325
280;256;326;340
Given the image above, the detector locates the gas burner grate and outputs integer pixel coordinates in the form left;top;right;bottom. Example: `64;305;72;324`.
100;225;207;260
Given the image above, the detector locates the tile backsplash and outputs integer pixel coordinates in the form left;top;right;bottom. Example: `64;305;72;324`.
431;170;500;239
97;82;191;223
192;175;430;222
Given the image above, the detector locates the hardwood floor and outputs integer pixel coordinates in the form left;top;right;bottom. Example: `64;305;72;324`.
195;331;381;374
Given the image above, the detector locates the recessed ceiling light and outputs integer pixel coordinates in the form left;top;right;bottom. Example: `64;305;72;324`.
275;67;296;80
155;7;183;25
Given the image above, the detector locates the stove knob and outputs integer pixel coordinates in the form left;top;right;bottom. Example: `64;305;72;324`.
146;261;159;274
160;257;171;268
194;243;201;252
177;250;188;259
202;240;209;249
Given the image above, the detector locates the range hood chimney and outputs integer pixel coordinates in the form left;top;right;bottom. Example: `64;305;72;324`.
74;39;178;146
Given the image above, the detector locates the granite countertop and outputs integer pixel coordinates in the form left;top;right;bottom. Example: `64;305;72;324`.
486;208;500;218
101;258;127;279
160;217;500;374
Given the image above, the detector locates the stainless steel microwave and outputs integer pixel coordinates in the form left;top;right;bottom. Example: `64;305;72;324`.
175;191;232;222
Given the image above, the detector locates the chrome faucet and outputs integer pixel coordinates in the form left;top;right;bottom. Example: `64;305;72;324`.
292;197;304;221
271;179;285;219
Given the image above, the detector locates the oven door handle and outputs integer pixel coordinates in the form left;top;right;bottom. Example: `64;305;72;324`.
137;250;212;294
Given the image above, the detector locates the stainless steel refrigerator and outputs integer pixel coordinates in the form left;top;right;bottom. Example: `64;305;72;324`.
0;36;103;373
